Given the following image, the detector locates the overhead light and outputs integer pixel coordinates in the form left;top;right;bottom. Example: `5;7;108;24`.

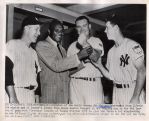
67;4;116;13
35;6;43;12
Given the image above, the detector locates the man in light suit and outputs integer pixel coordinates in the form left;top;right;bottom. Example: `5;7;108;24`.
36;19;93;103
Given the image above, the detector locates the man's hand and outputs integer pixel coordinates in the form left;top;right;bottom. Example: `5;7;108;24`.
77;46;93;60
130;96;140;104
9;97;19;104
6;85;19;104
89;49;102;63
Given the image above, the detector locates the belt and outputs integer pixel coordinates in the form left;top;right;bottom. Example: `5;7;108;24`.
16;85;35;90
71;77;96;81
114;83;130;88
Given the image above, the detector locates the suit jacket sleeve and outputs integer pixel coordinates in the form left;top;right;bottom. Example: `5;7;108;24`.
36;42;80;72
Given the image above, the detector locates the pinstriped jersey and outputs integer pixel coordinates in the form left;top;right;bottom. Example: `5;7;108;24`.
106;38;144;84
67;37;104;78
6;39;41;88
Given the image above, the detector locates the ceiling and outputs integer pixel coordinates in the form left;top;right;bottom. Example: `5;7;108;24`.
55;4;146;40
13;4;146;50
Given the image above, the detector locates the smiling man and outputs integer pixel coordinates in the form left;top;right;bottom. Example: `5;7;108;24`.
94;14;146;104
36;19;93;103
67;16;104;105
6;16;42;103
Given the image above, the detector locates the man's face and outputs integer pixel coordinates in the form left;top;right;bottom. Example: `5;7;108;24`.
27;25;40;43
53;24;63;43
76;19;91;36
104;21;116;40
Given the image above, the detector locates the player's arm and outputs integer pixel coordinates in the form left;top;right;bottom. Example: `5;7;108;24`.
92;58;111;80
91;46;111;80
5;56;19;103
5;86;19;103
67;42;92;75
130;56;146;104
69;48;92;75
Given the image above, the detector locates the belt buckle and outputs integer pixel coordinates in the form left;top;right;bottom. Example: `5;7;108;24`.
24;85;35;90
29;85;35;90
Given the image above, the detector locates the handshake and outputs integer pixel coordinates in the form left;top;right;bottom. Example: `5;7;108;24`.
77;45;102;63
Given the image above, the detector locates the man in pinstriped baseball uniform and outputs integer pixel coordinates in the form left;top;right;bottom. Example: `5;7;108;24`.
6;16;42;103
94;14;146;104
67;16;104;105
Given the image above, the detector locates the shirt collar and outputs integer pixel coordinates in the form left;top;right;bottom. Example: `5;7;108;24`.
46;36;57;47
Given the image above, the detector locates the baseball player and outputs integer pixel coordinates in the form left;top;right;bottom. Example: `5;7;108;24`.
6;16;42;103
94;14;146;104
67;16;104;105
5;56;19;103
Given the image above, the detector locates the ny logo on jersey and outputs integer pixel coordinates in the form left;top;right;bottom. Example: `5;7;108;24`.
120;54;130;67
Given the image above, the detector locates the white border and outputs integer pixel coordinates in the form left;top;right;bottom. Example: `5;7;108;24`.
0;0;148;121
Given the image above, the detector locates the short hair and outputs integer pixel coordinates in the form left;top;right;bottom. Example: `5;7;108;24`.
15;16;41;39
75;16;90;25
22;16;41;29
105;13;125;30
48;19;63;38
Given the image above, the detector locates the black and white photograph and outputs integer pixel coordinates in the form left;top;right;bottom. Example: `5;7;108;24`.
5;3;146;105
2;2;148;120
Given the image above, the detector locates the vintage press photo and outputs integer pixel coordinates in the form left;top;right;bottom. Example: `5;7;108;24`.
1;1;148;121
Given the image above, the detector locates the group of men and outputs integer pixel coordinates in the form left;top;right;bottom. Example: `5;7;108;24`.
5;14;146;105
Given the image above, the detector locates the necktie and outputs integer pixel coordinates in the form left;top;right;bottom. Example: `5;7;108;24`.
57;44;63;58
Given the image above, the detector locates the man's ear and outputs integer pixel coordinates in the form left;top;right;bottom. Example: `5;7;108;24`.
24;26;28;30
24;26;30;33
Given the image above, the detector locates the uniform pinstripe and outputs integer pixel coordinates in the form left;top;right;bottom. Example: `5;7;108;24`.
6;39;41;103
67;37;104;105
107;38;145;104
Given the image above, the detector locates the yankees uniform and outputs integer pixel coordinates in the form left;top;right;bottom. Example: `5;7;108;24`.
67;37;104;105
106;38;145;104
6;40;41;103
